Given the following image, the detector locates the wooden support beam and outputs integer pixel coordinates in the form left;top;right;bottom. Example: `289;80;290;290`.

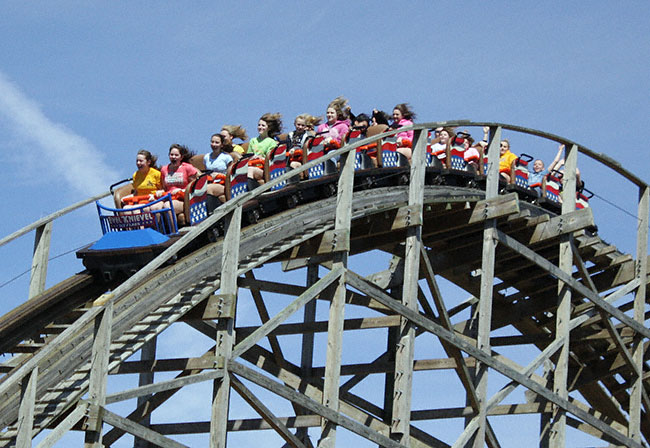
83;301;112;448
102;407;188;448
468;192;520;224
231;267;343;360
230;362;407;448
107;370;225;404
529;208;594;245
230;375;308;448
297;263;319;445
318;145;355;448
420;245;501;448
28;222;52;299
16;367;37;448
392;129;427;444
35;402;88;448
630;185;649;442
134;336;156;448
211;206;241;448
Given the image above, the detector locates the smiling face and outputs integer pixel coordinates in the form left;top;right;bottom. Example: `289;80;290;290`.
440;130;450;144
326;107;337;125
136;153;150;171
392;108;403;123
211;135;223;152
257;119;269;137
500;140;510;155
294;117;307;132
533;159;544;173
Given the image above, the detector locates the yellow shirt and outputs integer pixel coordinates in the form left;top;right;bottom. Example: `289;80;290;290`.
232;144;245;155
133;168;162;195
499;150;517;174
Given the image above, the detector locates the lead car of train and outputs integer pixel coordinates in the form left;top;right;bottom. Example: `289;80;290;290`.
76;124;593;281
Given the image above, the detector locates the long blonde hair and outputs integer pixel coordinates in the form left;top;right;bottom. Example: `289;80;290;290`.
221;124;248;141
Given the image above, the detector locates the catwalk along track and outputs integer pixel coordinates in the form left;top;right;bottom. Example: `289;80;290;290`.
0;122;648;448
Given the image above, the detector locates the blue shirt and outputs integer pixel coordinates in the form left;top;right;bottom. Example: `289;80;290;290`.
204;152;233;174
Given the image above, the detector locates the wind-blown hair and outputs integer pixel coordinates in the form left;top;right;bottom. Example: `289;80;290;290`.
169;143;194;163
221;124;248;142
260;113;283;138
327;96;350;121
137;149;158;170
393;103;416;121
296;113;321;130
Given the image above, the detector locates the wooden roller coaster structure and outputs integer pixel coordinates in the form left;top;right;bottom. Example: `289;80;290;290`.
0;122;648;447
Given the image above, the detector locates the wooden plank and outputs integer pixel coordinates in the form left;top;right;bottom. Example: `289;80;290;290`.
420;245;501;448
549;143;577;448
35;402;88;448
319;146;355;448
134;336;156;448
230;375;307;448
106;370;224;404
468;193;520;224
84;301;112;447
529;208;594;244
114;356;216;374
102;407;188;448
231;267;343;360
28;222;52;299
240;344;449;448
211;206;241;448
16;367;37;448
230;362;407;448
630;185;649;443
392;129;427;443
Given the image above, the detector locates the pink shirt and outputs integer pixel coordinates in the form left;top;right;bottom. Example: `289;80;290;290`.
161;162;198;192
395;118;414;142
316;119;350;144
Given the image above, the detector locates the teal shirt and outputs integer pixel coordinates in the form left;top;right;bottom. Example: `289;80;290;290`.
248;136;277;157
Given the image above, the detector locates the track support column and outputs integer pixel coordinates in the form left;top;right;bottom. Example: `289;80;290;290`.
134;336;157;448
16;367;38;448
473;126;501;448
211;206;242;448
84;301;113;448
549;144;577;447
391;129;427;445
630;185;649;442
29;222;52;299
318;143;354;448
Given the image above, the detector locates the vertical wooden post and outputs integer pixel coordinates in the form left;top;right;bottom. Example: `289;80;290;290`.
134;337;157;448
16;367;38;448
472;126;501;448
629;185;649;442
539;360;553;448
84;301;113;447
549;144;577;448
318;145;354;448
29;222;52;299
210;206;241;448
391;129;427;445
296;263;318;444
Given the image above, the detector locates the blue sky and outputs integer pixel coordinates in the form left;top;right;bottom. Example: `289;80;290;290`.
1;1;649;446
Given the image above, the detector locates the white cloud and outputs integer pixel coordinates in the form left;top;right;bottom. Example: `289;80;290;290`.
0;71;118;196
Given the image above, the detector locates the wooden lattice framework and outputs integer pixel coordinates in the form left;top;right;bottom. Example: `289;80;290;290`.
0;122;648;447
